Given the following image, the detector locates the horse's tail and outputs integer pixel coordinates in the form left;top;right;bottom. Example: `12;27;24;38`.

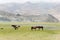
31;27;33;30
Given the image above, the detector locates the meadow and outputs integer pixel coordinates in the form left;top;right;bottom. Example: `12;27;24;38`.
0;22;60;40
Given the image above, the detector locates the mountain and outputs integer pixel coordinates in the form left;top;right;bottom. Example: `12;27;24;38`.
0;11;58;22
0;2;59;22
20;14;59;22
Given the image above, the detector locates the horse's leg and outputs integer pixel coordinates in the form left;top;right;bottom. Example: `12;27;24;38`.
42;27;43;30
14;27;16;30
14;27;17;30
35;28;36;31
17;27;18;30
39;28;40;30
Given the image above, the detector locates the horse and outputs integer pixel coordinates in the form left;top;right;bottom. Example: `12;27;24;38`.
11;25;20;30
31;26;43;30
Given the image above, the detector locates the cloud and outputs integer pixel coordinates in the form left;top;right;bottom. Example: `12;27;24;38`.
0;0;60;4
29;0;41;3
41;0;60;3
0;0;29;3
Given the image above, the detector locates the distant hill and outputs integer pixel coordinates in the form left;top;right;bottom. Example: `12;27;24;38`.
0;2;59;22
0;11;59;22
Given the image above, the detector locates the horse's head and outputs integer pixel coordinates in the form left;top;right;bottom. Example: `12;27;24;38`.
18;25;20;27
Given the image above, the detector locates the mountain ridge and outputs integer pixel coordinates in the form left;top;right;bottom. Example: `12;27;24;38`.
0;2;59;22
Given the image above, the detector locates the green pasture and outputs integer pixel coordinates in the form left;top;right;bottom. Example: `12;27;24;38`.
0;22;60;40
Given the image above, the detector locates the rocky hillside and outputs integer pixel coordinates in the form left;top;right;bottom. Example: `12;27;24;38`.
0;11;59;22
0;2;59;22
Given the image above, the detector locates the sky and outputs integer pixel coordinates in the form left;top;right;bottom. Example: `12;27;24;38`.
0;0;60;4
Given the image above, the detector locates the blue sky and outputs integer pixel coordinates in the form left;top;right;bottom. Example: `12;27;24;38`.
0;0;60;4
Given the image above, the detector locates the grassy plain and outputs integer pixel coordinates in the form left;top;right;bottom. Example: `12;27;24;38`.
0;22;60;40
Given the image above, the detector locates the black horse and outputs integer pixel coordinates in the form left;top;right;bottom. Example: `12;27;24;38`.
31;26;43;30
11;25;20;30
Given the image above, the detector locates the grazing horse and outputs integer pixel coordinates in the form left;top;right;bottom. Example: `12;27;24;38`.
31;26;43;30
11;25;20;30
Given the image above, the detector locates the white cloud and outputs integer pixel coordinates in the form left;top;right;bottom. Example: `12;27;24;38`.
29;0;41;3
0;0;29;3
41;0;60;3
0;0;60;4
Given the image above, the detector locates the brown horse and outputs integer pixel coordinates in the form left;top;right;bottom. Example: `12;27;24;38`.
11;25;20;30
31;26;43;30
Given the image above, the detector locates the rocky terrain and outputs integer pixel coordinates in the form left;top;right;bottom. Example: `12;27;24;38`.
0;2;59;22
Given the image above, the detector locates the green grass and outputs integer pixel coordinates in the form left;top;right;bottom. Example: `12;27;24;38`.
0;22;60;40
